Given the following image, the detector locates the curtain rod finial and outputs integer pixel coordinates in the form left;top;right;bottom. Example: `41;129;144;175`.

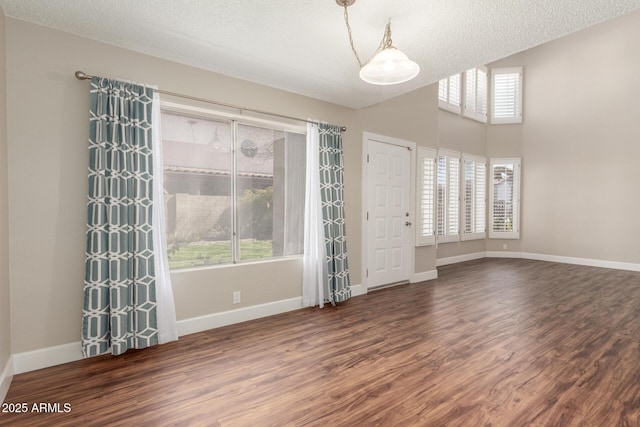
75;71;91;80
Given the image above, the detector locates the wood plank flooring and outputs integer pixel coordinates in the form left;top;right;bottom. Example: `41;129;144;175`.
3;258;640;426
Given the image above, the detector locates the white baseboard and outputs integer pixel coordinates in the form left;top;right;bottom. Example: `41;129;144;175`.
350;284;366;297
13;342;82;375
14;298;308;373
10;287;370;375
437;252;487;267
177;296;304;337
12;251;639;376
178;285;367;338
521;252;640;272
1;355;13;403
12;251;638;374
486;251;523;259
411;269;438;283
485;251;640;272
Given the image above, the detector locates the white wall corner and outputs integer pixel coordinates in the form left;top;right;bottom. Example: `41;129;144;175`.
1;356;14;404
12;342;83;375
410;270;438;283
437;252;487;267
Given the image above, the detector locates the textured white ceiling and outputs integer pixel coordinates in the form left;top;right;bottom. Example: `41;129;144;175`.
1;0;639;109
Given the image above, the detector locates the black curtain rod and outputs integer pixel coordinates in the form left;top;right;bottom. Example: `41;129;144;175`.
74;71;347;132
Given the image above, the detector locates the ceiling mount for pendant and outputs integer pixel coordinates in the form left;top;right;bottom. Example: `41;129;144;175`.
336;0;420;85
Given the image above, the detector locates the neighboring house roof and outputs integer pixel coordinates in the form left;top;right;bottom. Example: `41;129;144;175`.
164;165;273;179
161;112;278;176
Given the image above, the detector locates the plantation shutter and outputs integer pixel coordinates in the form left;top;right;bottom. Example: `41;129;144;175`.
438;74;462;114
449;74;461;107
436;149;460;243
461;154;486;241
489;158;521;239
477;68;488;119
438;78;447;102
463;67;488;123
464;160;474;234
436;155;447;238
464;68;476;113
492;67;523;124
447;156;459;237
416;147;436;246
475;161;486;235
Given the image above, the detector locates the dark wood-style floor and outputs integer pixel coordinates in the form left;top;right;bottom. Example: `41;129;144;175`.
3;258;640;426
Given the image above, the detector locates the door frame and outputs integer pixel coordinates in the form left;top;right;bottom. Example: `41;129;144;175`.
361;132;416;293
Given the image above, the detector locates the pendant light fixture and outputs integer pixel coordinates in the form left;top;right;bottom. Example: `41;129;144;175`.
337;0;420;85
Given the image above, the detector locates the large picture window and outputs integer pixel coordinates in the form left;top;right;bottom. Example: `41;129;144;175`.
161;109;305;269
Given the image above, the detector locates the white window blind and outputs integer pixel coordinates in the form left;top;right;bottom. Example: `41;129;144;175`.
437;155;447;239
448;156;459;237
438;74;462;114
475;162;486;235
436;148;460;243
461;154;486;241
438;78;447;102
416;147;436;246
489;158;521;239
463;67;488;123
492;67;523;124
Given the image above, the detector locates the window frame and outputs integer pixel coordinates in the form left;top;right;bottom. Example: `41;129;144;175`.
489;158;521;239
416;147;437;246
160;101;307;270
491;67;523;124
461;154;487;241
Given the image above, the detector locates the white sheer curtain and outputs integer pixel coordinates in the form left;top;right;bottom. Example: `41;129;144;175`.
283;132;306;255
152;92;179;344
302;122;328;308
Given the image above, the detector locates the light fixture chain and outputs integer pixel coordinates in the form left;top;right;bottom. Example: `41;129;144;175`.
343;4;364;68
383;22;392;48
342;4;388;68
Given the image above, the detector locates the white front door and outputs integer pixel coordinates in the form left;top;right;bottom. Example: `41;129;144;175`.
366;138;412;289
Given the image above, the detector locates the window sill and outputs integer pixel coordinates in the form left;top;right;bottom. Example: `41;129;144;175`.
169;255;303;275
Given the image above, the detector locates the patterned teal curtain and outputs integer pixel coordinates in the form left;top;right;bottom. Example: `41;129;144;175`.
82;77;158;357
318;123;351;304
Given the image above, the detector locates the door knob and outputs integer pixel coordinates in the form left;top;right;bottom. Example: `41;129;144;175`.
405;221;412;226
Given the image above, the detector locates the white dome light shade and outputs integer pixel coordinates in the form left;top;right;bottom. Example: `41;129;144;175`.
359;47;420;85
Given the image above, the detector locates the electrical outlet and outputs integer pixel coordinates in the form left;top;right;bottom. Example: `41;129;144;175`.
502;244;508;250
233;291;241;304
